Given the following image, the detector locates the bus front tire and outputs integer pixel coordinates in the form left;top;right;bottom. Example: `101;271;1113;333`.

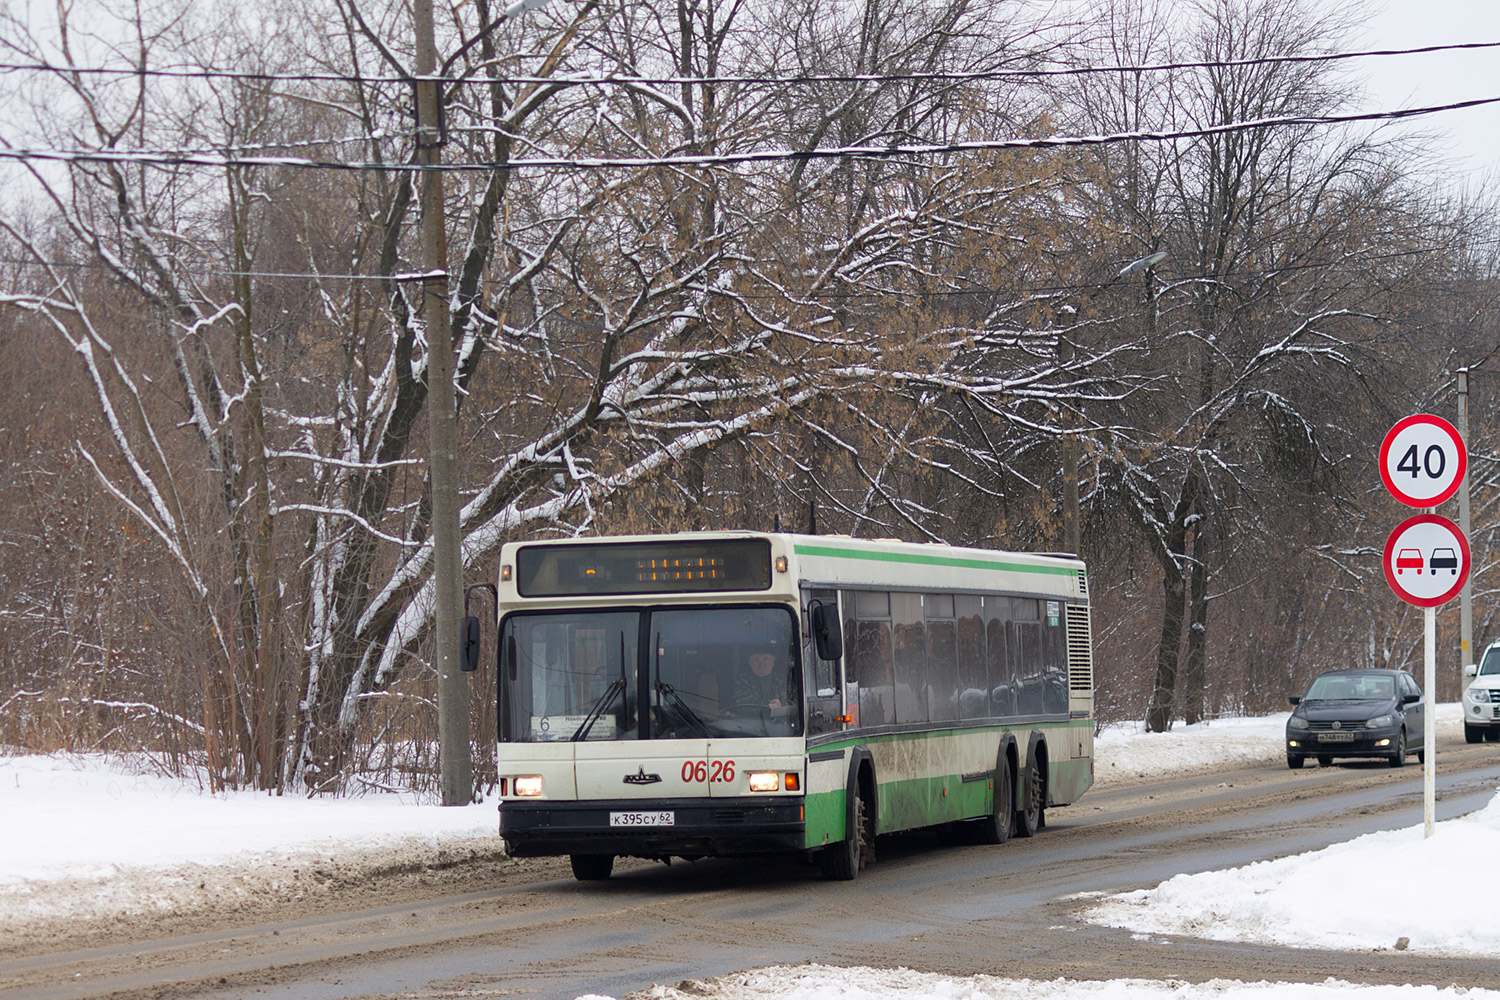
570;853;614;881
822;790;870;881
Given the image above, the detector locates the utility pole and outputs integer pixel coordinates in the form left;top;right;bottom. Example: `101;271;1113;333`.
1061;251;1167;555
415;0;469;806
1458;367;1474;671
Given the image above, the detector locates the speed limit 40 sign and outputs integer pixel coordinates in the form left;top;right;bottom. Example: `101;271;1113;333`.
1379;414;1467;508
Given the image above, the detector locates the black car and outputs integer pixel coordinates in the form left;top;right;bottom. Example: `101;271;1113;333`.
1285;668;1426;769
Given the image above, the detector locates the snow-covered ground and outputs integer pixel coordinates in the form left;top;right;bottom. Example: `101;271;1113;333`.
3;705;1498;1000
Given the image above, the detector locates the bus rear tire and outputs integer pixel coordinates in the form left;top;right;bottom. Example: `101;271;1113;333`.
822;789;870;881
974;757;1012;846
570;854;614;881
1014;755;1043;838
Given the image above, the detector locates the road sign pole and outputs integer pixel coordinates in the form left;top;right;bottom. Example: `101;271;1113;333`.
1381;415;1468;841
1424;605;1436;839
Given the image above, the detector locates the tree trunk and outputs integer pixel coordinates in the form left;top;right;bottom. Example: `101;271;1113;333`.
1182;525;1210;726
1146;553;1185;733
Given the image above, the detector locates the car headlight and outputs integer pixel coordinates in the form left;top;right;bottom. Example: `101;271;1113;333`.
1366;714;1394;729
1470;688;1493;704
1288;716;1309;730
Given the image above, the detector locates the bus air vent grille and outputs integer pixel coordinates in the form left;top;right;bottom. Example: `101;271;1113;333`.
1065;604;1094;694
1077;569;1088;596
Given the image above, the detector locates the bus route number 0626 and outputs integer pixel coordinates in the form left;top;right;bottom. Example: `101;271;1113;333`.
682;759;735;783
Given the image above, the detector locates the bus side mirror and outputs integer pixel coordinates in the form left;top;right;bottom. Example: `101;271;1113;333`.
810;601;843;662
461;616;481;672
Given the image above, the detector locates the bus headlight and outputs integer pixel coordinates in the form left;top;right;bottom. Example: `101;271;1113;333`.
513;775;544;797
747;771;780;792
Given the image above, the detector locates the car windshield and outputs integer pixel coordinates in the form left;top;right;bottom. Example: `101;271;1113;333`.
1479;647;1500;677
1304;673;1395;700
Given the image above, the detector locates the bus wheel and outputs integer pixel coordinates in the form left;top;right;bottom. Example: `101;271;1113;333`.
1014;756;1043;838
822;789;870;880
975;758;1012;846
570;854;614;881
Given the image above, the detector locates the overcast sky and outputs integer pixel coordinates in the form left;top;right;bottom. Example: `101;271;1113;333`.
1357;0;1500;181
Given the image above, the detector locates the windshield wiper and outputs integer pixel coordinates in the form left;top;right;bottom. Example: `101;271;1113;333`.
655;681;712;737
572;678;624;741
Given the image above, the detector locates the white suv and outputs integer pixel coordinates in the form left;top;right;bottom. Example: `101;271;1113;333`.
1462;641;1500;743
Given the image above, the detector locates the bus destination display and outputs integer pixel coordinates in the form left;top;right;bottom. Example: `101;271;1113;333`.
516;538;772;596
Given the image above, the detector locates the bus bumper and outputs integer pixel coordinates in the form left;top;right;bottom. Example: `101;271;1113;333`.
500;798;805;858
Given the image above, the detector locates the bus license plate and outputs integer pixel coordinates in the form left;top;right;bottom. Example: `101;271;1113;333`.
610;811;675;827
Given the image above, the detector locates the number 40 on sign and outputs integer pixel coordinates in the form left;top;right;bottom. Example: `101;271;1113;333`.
1379;414;1466;508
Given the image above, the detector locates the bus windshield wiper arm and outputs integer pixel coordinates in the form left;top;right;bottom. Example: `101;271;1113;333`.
656;681;711;737
572;678;624;741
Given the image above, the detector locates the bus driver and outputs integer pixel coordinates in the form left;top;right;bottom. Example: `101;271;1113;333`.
736;651;791;710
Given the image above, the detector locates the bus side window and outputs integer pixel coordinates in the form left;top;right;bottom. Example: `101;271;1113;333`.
805;589;843;735
986;602;1015;719
891;592;927;725
925;593;959;723
850;590;893;727
1013;598;1043;716
956;595;987;720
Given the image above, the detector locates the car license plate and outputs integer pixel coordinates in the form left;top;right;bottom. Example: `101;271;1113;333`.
609;810;674;827
1317;732;1354;742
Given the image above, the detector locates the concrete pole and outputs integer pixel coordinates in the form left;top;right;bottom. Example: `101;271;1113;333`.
1059;333;1080;555
416;0;470;806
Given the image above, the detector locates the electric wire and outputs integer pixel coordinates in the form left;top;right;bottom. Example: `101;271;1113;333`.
2;93;1496;172
3;38;1500;87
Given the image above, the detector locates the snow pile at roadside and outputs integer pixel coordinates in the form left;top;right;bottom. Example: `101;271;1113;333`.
1094;713;1293;781
1082;788;1500;956
1093;704;1464;785
597;965;1500;999
0;753;497;884
0;753;503;943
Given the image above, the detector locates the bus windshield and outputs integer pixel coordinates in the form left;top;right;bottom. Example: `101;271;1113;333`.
501;605;801;742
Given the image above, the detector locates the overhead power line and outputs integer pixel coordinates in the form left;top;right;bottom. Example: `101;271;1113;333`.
2;95;1496;173
2;39;1500;88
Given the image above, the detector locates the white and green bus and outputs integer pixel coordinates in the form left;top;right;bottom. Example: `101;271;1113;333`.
492;531;1094;881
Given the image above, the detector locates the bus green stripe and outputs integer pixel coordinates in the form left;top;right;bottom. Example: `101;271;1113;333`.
792;543;1079;578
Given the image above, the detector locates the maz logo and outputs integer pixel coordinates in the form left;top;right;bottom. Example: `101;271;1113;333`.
623;766;662;785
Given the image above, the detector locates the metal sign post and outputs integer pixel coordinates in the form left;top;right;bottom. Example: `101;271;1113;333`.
1380;415;1468;838
1424;606;1436;838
